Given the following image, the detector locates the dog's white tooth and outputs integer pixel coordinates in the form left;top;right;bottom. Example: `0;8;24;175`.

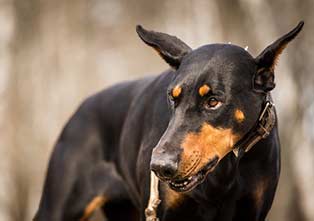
233;148;239;158
188;177;192;180
184;181;188;185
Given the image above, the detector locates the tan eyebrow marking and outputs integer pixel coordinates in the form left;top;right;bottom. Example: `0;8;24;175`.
198;84;210;97
234;109;245;123
172;85;182;98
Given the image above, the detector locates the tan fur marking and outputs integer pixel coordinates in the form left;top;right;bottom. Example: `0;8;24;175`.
198;84;210;97
255;179;268;209
272;42;288;70
80;196;106;221
258;42;288;73
179;123;239;177
172;85;182;98
234;109;245;123
164;185;184;209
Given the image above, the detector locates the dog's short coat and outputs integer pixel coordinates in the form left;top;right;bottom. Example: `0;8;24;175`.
34;21;304;221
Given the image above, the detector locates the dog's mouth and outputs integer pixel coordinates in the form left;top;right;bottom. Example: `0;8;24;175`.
167;157;219;192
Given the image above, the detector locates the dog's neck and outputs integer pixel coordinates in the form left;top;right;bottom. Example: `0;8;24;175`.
189;153;239;205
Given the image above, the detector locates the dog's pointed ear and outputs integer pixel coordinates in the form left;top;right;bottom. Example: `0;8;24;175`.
136;25;192;69
254;21;304;92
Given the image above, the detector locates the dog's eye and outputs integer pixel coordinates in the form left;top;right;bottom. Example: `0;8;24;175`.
205;98;221;110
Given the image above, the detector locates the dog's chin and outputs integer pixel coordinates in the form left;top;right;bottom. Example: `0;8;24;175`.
167;157;219;193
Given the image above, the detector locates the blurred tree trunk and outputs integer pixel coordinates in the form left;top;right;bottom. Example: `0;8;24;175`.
7;1;42;220
0;1;14;220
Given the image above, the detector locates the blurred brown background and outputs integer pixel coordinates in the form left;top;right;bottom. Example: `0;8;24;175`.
0;0;313;220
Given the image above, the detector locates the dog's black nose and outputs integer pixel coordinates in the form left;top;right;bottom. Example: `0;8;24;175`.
151;158;178;179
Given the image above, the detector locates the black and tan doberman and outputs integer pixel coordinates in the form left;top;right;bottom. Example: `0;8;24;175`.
34;21;304;221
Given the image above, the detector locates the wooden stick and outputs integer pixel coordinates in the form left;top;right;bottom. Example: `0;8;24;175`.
145;172;161;221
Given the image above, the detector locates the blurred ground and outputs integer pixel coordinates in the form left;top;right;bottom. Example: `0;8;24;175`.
0;0;313;220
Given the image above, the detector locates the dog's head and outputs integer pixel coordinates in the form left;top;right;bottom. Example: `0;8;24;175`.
137;22;303;192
